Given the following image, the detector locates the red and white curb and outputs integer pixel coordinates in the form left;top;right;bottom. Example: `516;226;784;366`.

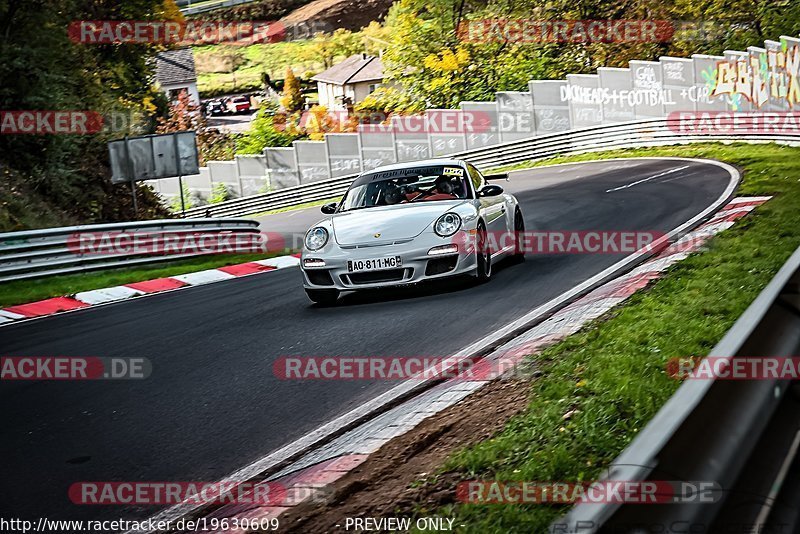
166;196;769;533
0;254;301;326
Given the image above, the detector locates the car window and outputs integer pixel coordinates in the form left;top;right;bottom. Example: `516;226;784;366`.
467;163;484;192
339;165;470;211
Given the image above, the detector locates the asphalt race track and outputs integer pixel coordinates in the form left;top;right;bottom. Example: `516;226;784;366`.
0;158;734;522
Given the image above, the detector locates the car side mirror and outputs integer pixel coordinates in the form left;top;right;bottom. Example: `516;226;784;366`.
321;202;338;214
478;184;504;197
483;173;508;181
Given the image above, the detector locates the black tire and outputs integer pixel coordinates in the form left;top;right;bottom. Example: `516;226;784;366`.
511;208;526;263
474;222;492;283
305;288;339;305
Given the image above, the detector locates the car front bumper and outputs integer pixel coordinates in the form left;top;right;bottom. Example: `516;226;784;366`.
301;236;477;291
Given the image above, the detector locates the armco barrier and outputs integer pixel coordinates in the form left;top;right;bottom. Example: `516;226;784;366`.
0;219;260;282
184;116;800;218
553;243;800;533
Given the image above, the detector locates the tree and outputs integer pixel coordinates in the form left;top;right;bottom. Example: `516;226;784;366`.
374;0;800;108
155;90;235;166
0;0;177;229
304;105;341;140
280;68;303;113
236;103;302;154
299;29;363;68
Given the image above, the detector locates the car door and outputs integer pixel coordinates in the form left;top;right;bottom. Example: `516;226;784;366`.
467;163;507;252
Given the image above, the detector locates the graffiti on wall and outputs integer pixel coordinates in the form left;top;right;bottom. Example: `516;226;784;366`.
712;39;800;108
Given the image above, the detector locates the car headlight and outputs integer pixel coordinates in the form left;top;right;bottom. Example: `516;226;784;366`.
434;213;462;237
305;227;329;251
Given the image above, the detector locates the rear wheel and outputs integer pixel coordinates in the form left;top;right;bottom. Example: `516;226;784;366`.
305;288;339;305
511;208;526;263
474;223;492;283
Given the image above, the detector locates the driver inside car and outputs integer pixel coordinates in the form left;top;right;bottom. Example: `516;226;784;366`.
402;175;463;202
425;175;461;200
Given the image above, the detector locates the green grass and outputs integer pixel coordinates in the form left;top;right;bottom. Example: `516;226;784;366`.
409;143;800;533
0;250;294;308
194;39;348;98
250;196;340;218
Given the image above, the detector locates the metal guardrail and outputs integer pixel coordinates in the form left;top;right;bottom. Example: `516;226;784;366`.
184;174;354;218
0;219;260;283
553;243;800;533
185;116;800;219
180;0;256;15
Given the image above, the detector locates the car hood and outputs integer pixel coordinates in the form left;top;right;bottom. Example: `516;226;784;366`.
331;201;465;245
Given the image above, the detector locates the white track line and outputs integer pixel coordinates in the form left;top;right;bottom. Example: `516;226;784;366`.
605;165;690;192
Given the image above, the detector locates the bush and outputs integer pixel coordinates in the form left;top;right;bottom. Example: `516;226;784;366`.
236;104;302;154
209;183;232;204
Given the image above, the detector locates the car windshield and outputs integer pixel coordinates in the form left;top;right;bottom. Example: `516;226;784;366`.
338;165;470;211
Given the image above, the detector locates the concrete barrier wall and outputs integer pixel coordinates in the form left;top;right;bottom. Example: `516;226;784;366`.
207;161;240;197
294;140;330;183
264;147;300;189
629;61;665;119
236;155;268;197
184;172;211;199
566;74;604;128
692;54;728;112
497;92;535;143
392;115;430;162
661;57;696;115
326;133;362;178
598;68;636;123
358;123;396;171
170;32;799;206
529;80;571;136
461;101;500;150
426;109;466;157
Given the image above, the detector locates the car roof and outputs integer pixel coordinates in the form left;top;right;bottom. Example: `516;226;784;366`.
365;158;465;174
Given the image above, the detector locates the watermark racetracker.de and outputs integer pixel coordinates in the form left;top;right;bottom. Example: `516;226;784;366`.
0;357;151;380
0;110;150;135
68;20;331;46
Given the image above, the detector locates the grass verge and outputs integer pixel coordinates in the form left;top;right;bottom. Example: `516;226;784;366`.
250;196;341;218
0;250;294;308
411;143;800;532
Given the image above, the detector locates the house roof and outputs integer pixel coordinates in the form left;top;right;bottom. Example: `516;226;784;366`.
311;54;383;85
155;48;197;86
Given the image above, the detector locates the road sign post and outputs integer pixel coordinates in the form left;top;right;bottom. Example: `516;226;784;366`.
108;131;199;217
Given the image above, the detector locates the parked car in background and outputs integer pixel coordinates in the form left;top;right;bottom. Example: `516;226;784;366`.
204;99;226;117
227;96;251;114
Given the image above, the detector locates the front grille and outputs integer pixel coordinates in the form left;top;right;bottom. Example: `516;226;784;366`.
306;269;334;286
339;239;413;250
345;268;409;285
425;255;458;276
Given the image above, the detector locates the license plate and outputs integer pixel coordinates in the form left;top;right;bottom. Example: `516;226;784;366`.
347;256;402;273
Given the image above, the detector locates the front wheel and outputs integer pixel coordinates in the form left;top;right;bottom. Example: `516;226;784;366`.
474;223;492;283
305;288;339;305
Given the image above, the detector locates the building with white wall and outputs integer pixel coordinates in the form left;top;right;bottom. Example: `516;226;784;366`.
312;54;384;111
154;48;200;106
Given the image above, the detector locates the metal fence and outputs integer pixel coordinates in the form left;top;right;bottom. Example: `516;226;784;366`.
184;117;800;218
180;0;255;15
0;219;260;283
553;243;800;533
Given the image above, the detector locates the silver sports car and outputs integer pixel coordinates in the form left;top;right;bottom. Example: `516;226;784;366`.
300;158;525;304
